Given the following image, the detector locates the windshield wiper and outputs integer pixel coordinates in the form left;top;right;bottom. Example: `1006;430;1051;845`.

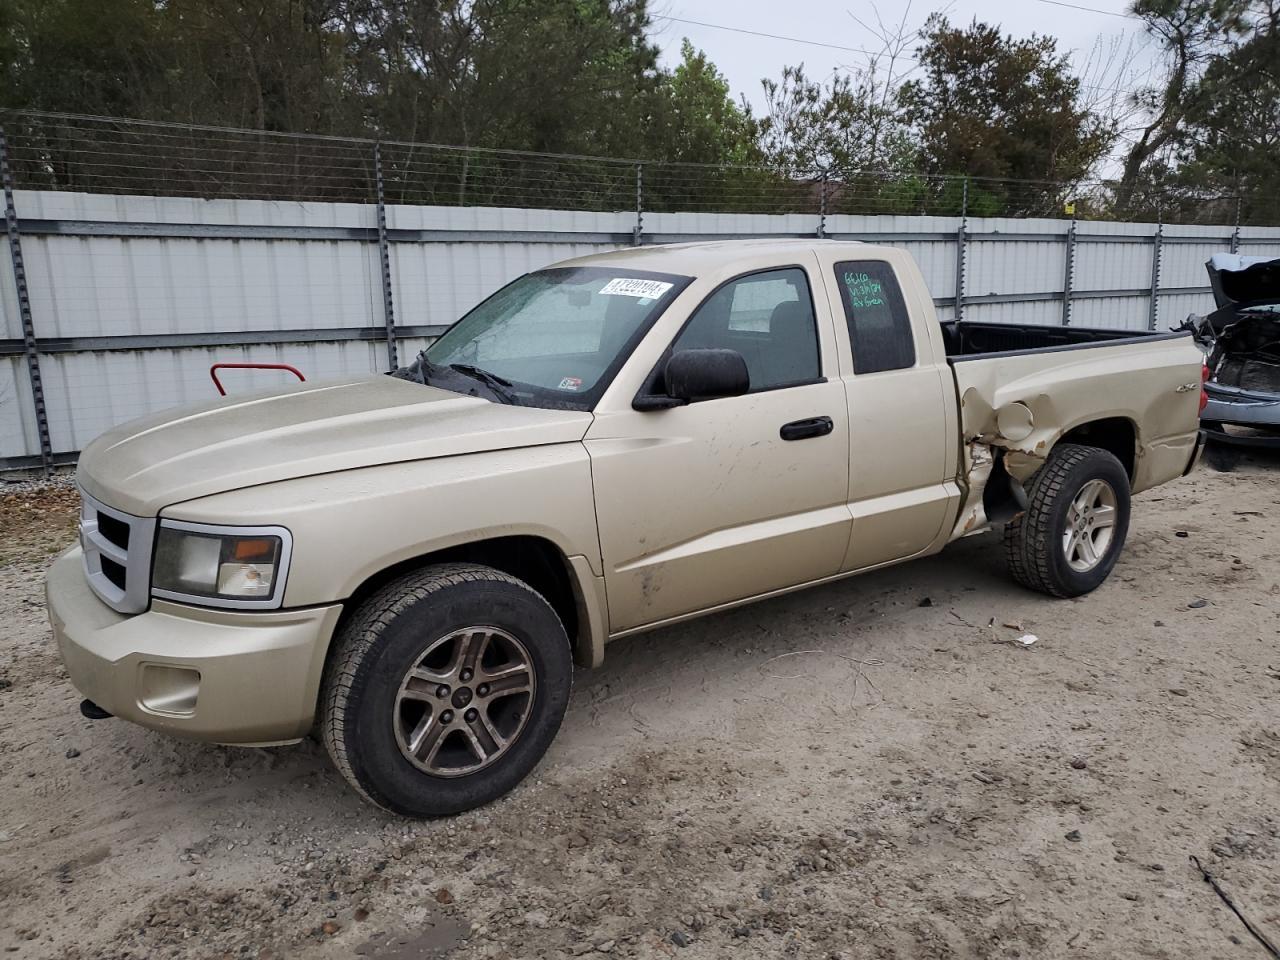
448;363;517;403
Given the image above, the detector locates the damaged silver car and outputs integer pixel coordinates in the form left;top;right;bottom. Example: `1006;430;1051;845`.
1181;254;1280;448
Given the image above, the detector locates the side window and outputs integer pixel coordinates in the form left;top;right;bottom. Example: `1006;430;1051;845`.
671;267;821;392
833;261;916;374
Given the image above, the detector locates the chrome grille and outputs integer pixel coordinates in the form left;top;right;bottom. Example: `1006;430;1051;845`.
79;488;156;614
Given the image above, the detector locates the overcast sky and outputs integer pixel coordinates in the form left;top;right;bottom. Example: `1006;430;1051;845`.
650;0;1159;125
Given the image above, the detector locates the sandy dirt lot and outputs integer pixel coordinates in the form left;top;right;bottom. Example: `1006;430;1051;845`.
1;454;1278;960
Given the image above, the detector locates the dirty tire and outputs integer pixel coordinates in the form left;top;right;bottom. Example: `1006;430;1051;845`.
321;563;572;818
1003;444;1131;598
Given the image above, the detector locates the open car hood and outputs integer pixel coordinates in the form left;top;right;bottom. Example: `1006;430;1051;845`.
1207;254;1280;309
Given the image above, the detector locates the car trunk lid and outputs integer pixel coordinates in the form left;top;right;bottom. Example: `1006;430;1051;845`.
1207;254;1280;309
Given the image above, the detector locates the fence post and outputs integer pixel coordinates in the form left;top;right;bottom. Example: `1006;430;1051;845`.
1147;217;1163;331
0;125;53;476
633;163;643;246
954;176;969;323
816;170;829;239
374;143;398;372
1061;218;1077;326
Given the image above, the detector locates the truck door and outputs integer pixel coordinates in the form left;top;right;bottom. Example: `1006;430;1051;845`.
586;262;852;633
816;254;958;571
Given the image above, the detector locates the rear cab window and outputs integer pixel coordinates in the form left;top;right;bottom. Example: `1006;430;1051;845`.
833;261;916;374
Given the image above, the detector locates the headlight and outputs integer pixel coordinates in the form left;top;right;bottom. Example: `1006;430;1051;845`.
151;520;293;609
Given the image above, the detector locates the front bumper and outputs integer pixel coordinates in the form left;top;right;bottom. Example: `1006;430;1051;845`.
46;547;342;745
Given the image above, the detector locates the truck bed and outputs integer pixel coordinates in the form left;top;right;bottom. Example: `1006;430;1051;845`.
942;321;1202;497
940;320;1182;360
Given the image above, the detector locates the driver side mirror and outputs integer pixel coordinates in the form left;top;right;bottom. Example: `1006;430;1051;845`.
633;348;751;410
666;348;749;401
632;348;750;410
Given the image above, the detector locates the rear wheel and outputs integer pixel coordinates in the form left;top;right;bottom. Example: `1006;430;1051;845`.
321;563;572;817
1003;444;1131;598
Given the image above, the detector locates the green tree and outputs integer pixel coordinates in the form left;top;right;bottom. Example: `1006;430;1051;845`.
647;40;757;165
639;40;771;212
752;63;921;215
329;0;664;155
1116;0;1252;211
1;0;672;153
157;0;358;132
462;0;661;155
898;15;1115;214
756;64;914;176
0;0;168;117
1170;3;1280;222
1;0;739;207
1;0;362;131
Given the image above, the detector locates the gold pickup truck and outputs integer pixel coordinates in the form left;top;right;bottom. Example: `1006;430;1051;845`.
47;239;1206;817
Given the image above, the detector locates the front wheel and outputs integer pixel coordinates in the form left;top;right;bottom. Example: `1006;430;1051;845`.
321;563;572;817
1003;444;1131;598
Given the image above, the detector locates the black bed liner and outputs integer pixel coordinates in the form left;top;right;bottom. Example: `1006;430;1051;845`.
942;320;1190;363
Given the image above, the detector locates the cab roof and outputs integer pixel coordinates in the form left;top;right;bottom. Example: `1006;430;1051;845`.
553;238;882;276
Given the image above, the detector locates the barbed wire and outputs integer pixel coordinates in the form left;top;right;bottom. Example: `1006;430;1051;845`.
1;110;1275;227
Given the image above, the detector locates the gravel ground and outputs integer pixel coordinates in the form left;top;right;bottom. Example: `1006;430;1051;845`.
1;454;1278;960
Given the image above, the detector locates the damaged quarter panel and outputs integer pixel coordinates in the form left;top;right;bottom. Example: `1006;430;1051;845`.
950;334;1204;505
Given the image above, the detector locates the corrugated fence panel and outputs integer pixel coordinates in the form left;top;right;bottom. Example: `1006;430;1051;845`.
1162;225;1234;308
1237;233;1280;260
25;235;382;338
1158;293;1211;330
0;357;39;458
898;239;958;300
1162;243;1221;287
41;342;385;453
17;192;381;338
967;238;1064;298
1067;296;1150;331
964;300;1063;327
1158;231;1222;328
0;227;17;341
647;211;818;237
8;191;392;458
1;203;36;457
388;204;633;330
3;189;1275;465
1075;231;1155;295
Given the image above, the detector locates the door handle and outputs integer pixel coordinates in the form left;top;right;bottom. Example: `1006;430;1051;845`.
780;416;834;441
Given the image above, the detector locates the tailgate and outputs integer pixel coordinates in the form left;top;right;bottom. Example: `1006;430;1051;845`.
949;332;1204;493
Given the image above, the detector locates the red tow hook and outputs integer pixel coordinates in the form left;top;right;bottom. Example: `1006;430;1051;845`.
210;362;307;396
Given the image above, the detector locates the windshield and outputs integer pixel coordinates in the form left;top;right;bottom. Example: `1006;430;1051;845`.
417;266;690;409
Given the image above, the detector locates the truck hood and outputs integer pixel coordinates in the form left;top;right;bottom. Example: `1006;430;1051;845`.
77;376;594;516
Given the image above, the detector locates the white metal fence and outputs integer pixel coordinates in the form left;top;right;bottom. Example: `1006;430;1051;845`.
4;187;1280;469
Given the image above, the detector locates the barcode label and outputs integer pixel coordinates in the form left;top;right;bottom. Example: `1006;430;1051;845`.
599;278;674;299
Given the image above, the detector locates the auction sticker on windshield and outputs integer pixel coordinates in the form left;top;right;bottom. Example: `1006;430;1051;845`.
599;278;674;299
